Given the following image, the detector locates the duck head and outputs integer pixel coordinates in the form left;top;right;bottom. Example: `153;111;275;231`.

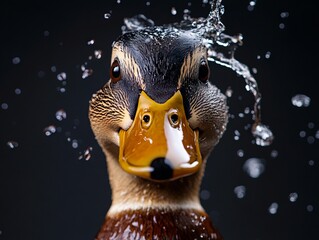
89;26;228;183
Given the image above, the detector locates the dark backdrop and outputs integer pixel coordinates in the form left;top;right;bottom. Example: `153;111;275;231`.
1;0;318;239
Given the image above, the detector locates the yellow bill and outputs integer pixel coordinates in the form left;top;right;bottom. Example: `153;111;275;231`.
119;90;202;181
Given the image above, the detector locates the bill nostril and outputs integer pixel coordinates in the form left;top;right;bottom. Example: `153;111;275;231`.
170;113;179;124
141;113;152;129
150;158;173;180
168;111;180;127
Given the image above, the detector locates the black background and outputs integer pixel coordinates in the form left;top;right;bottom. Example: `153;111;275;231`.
1;0;318;239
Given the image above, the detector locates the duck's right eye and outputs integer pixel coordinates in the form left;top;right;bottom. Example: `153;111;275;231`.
110;60;121;83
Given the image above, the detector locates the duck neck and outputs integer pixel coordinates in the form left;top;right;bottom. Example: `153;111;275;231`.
103;146;205;216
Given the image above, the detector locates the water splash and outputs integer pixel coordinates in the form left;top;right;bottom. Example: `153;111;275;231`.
122;0;273;146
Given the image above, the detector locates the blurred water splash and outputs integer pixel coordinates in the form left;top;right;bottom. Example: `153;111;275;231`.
268;202;279;215
234;185;246;199
7;141;19;149
243;157;265;178
291;94;311;107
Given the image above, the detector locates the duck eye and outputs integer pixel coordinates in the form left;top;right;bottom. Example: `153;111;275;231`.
110;60;121;83
198;60;210;83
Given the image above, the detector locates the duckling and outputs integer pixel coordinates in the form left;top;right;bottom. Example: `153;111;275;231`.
89;25;228;239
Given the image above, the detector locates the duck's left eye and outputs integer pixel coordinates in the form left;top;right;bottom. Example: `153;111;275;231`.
110;60;121;83
198;60;210;83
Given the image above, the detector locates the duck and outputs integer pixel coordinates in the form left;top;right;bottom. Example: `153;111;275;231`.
89;23;228;240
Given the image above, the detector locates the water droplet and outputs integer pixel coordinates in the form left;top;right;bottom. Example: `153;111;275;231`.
200;189;211;200
265;51;271;59
291;94;311;107
1;103;8;110
82;147;93;160
183;9;191;20
299;130;306;138
43;30;50;37
57;72;67;81
225;87;233;97
308;159;315;166
237;149;244;157
81;67;93;79
289;192;298;202
315;130;319;139
37;70;45;78
247;0;257;11
307;136;315;144
268;202;279;214
308;122;315;129
234;185;246;199
252;123;274;146
234;130;240;140
7;141;19;149
44;125;56;136
104;13;111;19
51;66;57;72
146;1;150;6
243;157;265;178
270;150;278;158
279;23;285;29
12;57;21;64
280;12;289;18
116;0;121;3
94;50;102;59
87;39;95;45
57;87;66;93
306;205;314;212
171;7;177;16
55;109;67;121
14;88;22;95
72;139;78;149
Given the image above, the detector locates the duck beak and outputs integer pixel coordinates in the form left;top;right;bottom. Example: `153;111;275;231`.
119;90;202;181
